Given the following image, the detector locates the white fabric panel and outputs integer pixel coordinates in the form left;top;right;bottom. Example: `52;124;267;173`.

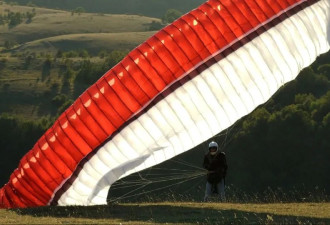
55;0;330;205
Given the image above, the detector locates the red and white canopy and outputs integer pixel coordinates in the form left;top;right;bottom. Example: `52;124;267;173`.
1;0;329;208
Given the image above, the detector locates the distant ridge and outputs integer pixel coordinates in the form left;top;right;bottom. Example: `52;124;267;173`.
4;0;205;18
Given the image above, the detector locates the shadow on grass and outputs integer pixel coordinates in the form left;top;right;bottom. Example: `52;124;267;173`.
11;203;330;224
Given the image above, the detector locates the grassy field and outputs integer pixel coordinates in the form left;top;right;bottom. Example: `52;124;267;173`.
0;3;160;47
0;202;329;224
0;3;60;15
12;31;156;55
0;13;159;44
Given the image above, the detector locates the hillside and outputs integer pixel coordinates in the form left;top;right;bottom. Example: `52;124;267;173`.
0;2;60;14
0;3;159;121
3;0;205;18
0;3;160;46
11;31;156;55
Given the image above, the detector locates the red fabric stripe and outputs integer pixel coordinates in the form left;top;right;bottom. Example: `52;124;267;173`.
22;151;56;193
52;121;85;160
18;161;50;201
38;138;72;179
113;64;151;104
0;0;309;207
0;188;8;208
4;184;27;208
12;169;46;205
58;113;92;155
32;145;62;187
163;25;201;66
2;186;14;208
89;84;125;128
44;129;78;170
9;172;37;206
97;78;132;120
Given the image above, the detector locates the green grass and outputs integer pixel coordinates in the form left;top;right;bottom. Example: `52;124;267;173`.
0;3;62;15
0;3;161;46
0;13;159;44
1;202;329;224
12;31;156;55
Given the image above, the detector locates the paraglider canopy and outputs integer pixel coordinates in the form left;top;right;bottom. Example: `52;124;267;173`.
1;0;329;208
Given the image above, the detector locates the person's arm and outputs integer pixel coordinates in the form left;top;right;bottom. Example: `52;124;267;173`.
223;153;228;176
203;155;209;170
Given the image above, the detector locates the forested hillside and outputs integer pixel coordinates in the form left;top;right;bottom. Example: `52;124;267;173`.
0;1;329;202
3;0;205;18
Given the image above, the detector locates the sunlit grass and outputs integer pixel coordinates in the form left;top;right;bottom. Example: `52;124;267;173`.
2;186;328;225
13;31;156;55
1;202;329;225
0;3;160;46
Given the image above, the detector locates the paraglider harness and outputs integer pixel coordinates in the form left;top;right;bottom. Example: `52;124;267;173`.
203;152;227;190
209;174;226;194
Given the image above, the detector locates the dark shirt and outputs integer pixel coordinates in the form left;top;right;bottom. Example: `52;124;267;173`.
203;152;228;184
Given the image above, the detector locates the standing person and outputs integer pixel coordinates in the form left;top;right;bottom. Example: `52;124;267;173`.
203;141;228;202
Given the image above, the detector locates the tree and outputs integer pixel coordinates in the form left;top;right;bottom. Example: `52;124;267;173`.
4;40;14;50
318;64;330;80
75;60;103;85
148;20;164;31
98;50;108;58
0;58;7;70
8;12;23;27
0;15;4;25
311;91;330;122
63;50;78;58
74;6;86;15
55;49;63;58
0;114;53;186
26;11;36;23
23;53;35;69
162;9;182;24
104;50;128;68
78;49;89;58
57;99;73;115
51;94;68;107
42;57;52;79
